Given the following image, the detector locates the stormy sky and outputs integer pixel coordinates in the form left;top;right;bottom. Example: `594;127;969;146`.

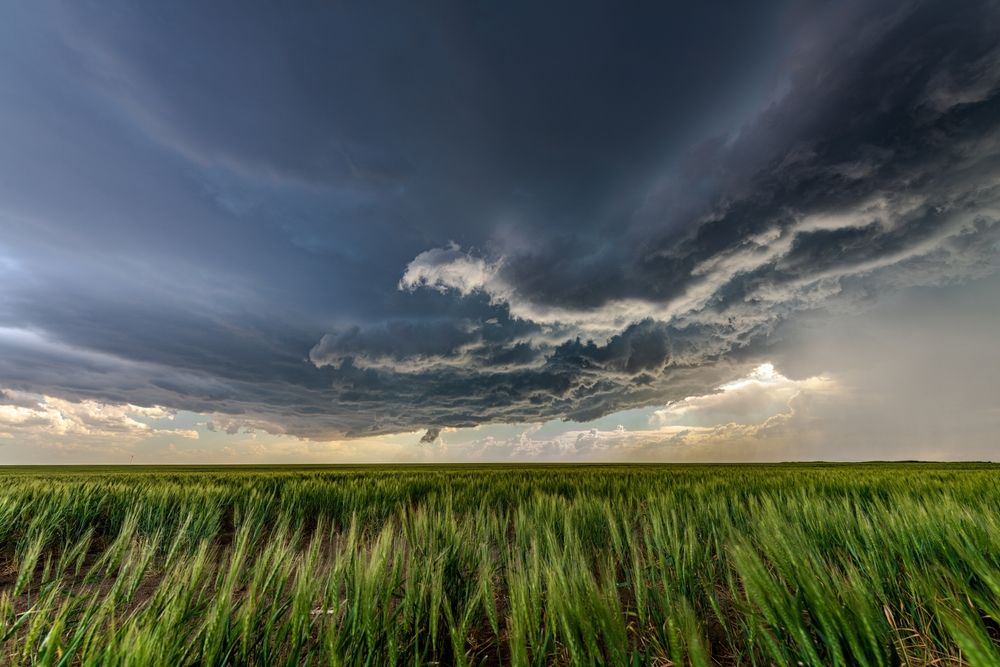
2;0;999;462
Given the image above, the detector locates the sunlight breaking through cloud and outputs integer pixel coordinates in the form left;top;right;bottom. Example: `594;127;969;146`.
653;363;834;428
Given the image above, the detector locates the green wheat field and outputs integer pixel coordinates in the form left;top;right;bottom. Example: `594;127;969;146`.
2;464;999;666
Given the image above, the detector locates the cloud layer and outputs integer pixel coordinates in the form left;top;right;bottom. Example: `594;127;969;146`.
1;0;999;453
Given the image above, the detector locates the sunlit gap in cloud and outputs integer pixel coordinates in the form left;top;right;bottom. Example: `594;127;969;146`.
653;363;834;428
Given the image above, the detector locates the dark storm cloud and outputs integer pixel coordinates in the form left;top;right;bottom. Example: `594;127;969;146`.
346;0;1000;429
419;428;442;444
548;322;672;376
1;0;999;440
495;0;1000;313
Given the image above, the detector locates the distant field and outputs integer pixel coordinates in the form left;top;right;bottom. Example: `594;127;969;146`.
1;463;999;666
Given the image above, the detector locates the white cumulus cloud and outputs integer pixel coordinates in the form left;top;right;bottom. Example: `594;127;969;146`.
0;389;198;442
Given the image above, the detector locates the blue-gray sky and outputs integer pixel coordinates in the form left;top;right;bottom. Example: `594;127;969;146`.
2;0;1000;462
